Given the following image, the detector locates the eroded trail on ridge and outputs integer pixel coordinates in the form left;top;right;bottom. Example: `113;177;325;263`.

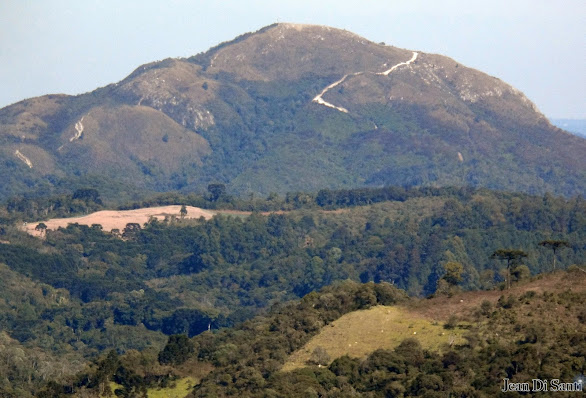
312;51;419;113
312;73;363;113
378;51;418;76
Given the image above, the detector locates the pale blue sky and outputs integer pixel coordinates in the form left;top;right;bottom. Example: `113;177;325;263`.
0;0;584;118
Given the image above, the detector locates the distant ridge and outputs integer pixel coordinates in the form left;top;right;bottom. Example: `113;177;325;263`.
551;118;586;138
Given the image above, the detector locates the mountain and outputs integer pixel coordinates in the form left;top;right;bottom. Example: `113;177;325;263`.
1;23;584;201
551;118;586;138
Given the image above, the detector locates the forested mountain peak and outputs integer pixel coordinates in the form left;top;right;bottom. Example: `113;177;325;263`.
0;24;584;202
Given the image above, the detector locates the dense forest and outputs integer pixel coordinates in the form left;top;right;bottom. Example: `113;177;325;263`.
35;272;586;397
0;186;584;396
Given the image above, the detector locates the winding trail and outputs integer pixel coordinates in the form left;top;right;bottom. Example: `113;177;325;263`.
312;51;419;113
312;74;361;113
377;52;418;76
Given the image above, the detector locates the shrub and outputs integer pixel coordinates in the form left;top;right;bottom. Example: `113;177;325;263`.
158;334;194;365
444;315;458;330
480;300;493;316
307;346;330;366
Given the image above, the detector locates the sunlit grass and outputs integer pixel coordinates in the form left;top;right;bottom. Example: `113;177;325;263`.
102;377;196;398
282;305;467;372
147;377;197;398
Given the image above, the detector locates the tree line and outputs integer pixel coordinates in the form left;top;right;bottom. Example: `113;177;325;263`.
0;186;583;395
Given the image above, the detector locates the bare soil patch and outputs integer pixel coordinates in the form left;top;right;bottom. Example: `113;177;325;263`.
24;205;216;237
24;206;350;238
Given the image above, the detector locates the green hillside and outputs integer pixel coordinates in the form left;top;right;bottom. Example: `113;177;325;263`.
0;23;585;202
35;270;586;397
0;23;585;396
0;186;584;396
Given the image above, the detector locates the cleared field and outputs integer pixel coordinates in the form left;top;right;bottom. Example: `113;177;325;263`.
24;196;441;238
283;270;586;373
407;269;586;320
24;205;216;236
281;305;467;372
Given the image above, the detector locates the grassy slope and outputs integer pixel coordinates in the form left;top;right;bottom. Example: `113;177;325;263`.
282;305;467;372
282;269;586;373
147;377;197;398
105;377;197;398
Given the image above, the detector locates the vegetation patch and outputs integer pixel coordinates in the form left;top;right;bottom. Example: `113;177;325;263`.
145;376;197;398
282;305;466;371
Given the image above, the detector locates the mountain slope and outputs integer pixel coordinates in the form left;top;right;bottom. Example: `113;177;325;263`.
0;23;584;201
36;271;586;397
551;118;586;138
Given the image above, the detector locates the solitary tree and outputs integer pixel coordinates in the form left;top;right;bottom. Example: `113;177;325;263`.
436;261;464;296
442;262;464;286
158;334;194;365
35;222;47;237
180;205;188;220
308;346;331;366
491;249;528;290
538;240;570;271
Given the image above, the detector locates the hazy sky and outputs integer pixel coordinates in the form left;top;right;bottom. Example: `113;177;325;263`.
1;0;584;118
